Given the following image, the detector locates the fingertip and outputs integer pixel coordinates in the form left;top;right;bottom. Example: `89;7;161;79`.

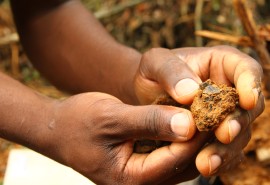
174;78;200;104
237;72;260;110
185;111;197;140
239;88;257;110
196;153;222;176
228;120;241;142
195;153;210;176
175;90;198;105
215;119;241;144
215;125;230;144
170;111;196;141
251;88;259;108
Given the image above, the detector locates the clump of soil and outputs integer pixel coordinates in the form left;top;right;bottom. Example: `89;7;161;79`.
191;79;239;131
134;140;170;153
152;94;182;107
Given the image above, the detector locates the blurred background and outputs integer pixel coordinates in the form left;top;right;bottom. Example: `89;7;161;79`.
0;0;269;184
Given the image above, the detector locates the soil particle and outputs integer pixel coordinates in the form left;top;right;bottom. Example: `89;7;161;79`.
191;79;239;131
152;94;182;107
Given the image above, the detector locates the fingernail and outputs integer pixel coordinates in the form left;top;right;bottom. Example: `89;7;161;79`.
252;88;259;106
171;113;190;138
175;78;199;98
209;155;222;175
228;120;241;142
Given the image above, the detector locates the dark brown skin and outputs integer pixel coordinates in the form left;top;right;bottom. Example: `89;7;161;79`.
0;0;263;184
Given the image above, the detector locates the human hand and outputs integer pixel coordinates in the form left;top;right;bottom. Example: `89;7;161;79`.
172;46;265;176
49;92;208;184
134;46;265;176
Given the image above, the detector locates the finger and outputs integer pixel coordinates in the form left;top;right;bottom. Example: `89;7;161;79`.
161;161;199;184
236;71;262;110
172;47;232;85
204;46;263;110
196;125;251;176
172;46;264;110
125;132;210;184
212;152;245;175
137;48;201;104
212;46;263;110
162;163;200;185
215;92;265;144
118;104;197;141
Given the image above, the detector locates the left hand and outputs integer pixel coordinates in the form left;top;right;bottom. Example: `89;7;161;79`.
51;92;208;184
134;46;265;176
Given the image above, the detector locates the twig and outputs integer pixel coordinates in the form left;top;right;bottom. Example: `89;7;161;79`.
195;30;253;47
176;14;194;25
233;0;270;66
233;0;270;91
94;0;151;19
11;43;19;78
194;0;204;46
0;33;19;46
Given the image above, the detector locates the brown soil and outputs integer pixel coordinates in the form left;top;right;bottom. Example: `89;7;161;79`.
191;79;239;131
152;93;182;107
221;156;270;185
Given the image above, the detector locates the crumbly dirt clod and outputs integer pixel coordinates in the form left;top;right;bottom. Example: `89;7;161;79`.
191;79;239;131
152;94;182;106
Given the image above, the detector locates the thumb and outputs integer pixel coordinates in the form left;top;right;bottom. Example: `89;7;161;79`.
137;48;201;105
120;104;197;141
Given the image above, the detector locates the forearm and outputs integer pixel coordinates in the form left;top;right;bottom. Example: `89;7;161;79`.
0;72;59;160
10;0;141;104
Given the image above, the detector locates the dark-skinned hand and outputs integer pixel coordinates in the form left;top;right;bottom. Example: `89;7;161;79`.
134;46;264;177
45;46;264;185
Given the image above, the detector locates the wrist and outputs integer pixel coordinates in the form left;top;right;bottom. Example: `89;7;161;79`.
28;97;64;162
21;96;62;161
118;46;141;105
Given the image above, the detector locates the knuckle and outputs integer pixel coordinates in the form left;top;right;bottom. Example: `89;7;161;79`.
157;60;180;79
212;45;238;52
140;48;165;75
212;45;247;61
142;48;162;63
147;47;163;56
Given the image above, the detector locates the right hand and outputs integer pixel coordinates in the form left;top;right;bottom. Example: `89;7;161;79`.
46;92;207;184
133;47;264;177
